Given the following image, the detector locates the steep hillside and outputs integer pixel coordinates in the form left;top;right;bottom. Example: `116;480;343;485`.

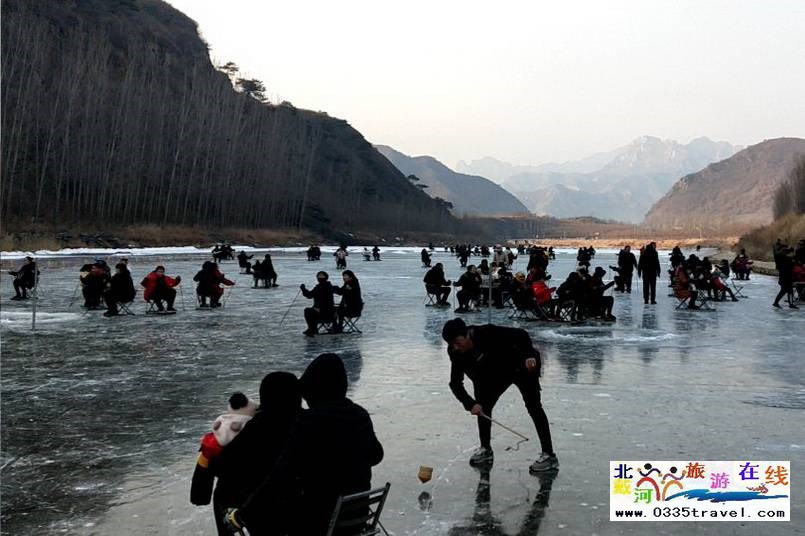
645;138;805;232
375;146;529;216
0;0;457;236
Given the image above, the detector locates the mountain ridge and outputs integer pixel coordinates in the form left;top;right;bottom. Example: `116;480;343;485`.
375;145;529;216
644;137;805;232
458;136;741;222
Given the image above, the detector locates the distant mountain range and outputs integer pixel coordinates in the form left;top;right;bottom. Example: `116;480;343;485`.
645;137;805;231
375;145;529;216
458;136;741;222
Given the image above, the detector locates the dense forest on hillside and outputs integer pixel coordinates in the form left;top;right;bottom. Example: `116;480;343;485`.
0;0;457;235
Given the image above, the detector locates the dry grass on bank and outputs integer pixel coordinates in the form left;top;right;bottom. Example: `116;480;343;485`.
737;213;805;261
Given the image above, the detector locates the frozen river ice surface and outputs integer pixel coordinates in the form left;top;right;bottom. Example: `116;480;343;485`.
1;247;803;535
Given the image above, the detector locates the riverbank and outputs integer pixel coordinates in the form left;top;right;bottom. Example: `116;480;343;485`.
0;224;460;252
517;236;740;251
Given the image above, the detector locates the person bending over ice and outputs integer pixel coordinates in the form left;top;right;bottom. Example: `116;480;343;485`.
442;318;558;473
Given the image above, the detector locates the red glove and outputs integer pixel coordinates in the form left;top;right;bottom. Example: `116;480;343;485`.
197;432;223;468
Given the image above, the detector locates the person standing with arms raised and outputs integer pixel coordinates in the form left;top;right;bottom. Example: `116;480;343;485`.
441;318;558;473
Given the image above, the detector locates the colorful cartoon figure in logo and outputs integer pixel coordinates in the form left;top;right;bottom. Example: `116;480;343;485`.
662;466;685;499
636;463;661;501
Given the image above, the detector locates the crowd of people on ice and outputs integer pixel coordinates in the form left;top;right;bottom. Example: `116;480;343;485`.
5;237;804;534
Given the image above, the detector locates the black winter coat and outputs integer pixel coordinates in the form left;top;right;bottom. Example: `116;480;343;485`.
449;324;541;409
302;281;336;316
241;400;383;535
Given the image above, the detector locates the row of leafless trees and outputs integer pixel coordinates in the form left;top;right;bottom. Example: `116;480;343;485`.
773;156;805;219
1;1;456;234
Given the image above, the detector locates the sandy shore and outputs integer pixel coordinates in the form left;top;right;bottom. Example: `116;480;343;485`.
510;236;740;251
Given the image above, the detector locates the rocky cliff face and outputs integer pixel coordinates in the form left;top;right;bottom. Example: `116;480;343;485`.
644;138;805;232
0;0;457;236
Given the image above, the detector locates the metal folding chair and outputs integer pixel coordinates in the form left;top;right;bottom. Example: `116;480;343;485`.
556;300;576;322
342;316;362;334
326;483;391;536
508;306;540;321
118;301;136;316
729;278;747;298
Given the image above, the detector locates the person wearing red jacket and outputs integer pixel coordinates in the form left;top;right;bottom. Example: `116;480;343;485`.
193;261;234;308
140;265;181;312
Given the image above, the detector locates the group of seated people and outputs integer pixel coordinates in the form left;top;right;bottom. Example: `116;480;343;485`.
212;244;235;262
86;260;235;313
730;248;754;280
236;251;279;287
576;246;596;267
79;258;138;316
191;353;384;535
510;265;615;322
423;259;615;321
672;254;738;309
299;270;363;336
305;245;322;261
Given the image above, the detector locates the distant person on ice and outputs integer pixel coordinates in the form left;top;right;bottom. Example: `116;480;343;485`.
615;245;637;293
638;242;661;305
334;246;348;270
194;261;235;308
423;263;451;305
8;256;38;300
300;271;336;336
141;265;181;312
260;254;278;287
103;262;136;317
237;251;253;274
421;248;432;267
80;259;111;309
223;354;384;535
441;318;558;473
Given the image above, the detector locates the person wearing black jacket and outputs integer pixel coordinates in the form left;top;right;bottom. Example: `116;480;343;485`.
300;271;336;336
442;319;558;473
637;242;661;305
261;254;278;287
616;245;638;293
226;354;384;535
237;251;254;274
454;265;482;313
586;267;616;320
103;262;136;316
772;243;798;309
424;263;451;305
191;372;301;535
332;270;363;333
9;256;38;300
421;248;432;268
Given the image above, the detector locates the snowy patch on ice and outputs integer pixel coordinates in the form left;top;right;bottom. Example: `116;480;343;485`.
1;311;82;328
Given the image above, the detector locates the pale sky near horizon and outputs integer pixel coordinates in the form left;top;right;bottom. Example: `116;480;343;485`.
167;0;805;168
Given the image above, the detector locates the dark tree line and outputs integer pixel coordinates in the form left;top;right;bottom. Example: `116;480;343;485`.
773;156;805;218
1;0;457;234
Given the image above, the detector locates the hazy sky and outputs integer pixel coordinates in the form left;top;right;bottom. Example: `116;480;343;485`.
168;0;805;167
